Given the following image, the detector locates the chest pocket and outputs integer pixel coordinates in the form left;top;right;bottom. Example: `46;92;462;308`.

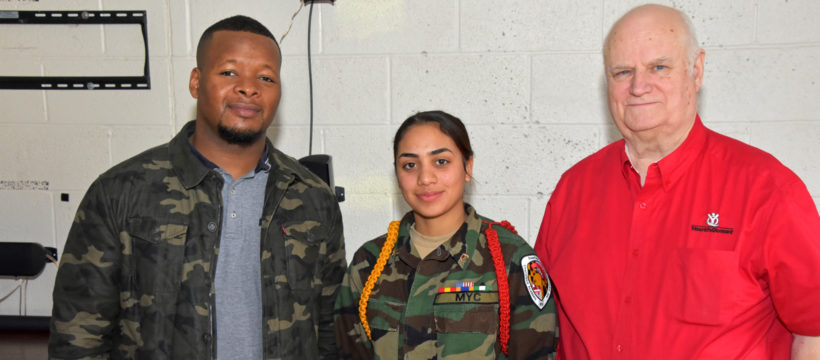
672;248;738;326
433;294;499;359
121;218;187;355
366;298;405;357
126;218;188;295
282;220;327;291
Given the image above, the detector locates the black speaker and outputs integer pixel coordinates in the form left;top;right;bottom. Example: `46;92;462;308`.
0;242;57;277
299;154;345;202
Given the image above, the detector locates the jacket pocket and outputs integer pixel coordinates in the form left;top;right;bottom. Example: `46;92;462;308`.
282;220;327;291
673;248;738;326
367;299;404;357
121;218;188;357
434;301;499;358
126;218;188;295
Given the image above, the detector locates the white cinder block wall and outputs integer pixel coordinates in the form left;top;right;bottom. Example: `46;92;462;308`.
0;0;818;316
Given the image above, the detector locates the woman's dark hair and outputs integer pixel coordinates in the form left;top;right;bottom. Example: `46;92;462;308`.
393;110;474;167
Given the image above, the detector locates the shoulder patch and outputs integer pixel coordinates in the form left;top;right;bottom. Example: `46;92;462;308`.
521;254;551;310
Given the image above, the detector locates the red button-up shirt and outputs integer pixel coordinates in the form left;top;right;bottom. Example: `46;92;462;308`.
536;116;820;360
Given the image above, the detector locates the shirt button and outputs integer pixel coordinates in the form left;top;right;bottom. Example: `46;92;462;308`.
202;333;212;344
230;188;236;195
617;344;623;352
624;296;632;304
639;202;647;209
207;222;217;232
230;212;237;218
632;249;639;257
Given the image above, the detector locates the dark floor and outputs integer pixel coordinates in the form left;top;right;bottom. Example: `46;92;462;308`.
0;331;49;360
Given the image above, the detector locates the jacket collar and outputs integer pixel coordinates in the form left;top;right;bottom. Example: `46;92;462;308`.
396;204;482;271
170;121;302;189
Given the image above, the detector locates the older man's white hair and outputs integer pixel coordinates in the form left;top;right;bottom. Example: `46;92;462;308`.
603;4;702;75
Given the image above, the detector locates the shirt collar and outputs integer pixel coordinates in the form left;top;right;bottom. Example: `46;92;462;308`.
619;114;707;191
186;127;272;174
619;140;640;187
655;114;707;191
396;204;480;270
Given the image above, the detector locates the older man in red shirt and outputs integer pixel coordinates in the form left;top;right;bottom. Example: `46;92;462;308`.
535;4;820;360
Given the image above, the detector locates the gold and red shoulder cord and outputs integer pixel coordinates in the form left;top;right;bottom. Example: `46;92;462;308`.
358;219;517;355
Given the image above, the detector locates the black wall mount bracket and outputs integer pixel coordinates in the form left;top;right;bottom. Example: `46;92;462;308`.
0;10;150;90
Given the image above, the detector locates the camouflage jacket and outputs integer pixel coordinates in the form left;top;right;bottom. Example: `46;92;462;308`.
49;121;346;360
335;205;556;359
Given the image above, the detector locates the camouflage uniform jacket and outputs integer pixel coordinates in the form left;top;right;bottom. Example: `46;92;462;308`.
335;205;556;359
50;121;346;360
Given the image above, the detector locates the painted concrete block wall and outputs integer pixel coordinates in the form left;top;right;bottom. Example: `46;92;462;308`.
0;0;817;316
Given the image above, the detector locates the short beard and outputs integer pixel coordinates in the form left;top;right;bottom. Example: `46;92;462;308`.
218;124;264;146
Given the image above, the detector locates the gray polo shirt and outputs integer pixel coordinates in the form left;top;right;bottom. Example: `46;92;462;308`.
191;141;270;359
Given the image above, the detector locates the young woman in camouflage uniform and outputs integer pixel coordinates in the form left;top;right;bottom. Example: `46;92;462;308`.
335;111;556;359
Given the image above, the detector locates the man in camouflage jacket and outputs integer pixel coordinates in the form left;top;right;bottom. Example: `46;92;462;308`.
49;16;345;359
335;205;556;359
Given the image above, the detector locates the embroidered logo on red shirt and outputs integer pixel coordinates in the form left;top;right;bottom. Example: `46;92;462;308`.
692;212;734;234
706;213;719;227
